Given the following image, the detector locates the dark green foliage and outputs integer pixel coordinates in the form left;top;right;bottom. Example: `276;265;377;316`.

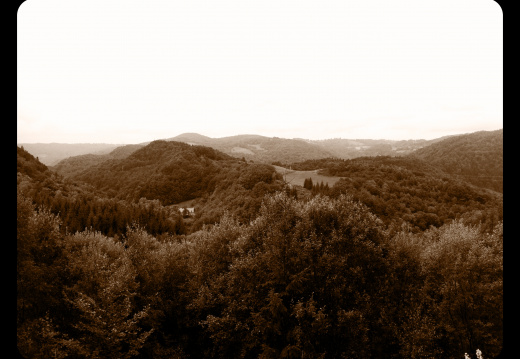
238;163;276;190
62;230;153;358
54;141;283;222
17;191;68;328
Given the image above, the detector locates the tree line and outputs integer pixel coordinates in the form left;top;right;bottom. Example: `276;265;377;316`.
17;190;503;358
292;156;502;234
17;145;503;358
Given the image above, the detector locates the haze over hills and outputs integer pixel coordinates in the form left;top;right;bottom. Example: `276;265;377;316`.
45;129;503;232
51;144;144;178
20;140;287;231
17;129;503;358
17;143;121;166
165;133;334;164
23;129;503;199
20;131;472;166
306;136;452;159
166;133;454;162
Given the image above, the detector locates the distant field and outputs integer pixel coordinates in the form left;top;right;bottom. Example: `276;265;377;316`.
273;165;343;187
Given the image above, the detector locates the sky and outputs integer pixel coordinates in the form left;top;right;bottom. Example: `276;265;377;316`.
17;0;502;144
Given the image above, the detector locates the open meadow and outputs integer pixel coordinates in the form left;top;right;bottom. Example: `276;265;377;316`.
273;165;343;187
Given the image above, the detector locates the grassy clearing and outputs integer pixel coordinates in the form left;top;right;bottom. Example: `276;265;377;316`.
273;165;343;187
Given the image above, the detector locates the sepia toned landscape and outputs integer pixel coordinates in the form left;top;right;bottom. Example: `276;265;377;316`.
17;0;502;357
17;129;503;358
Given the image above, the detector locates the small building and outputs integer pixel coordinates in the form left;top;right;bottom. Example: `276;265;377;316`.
179;207;195;216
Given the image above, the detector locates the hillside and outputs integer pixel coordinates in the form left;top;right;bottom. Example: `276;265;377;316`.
52;140;286;229
298;136;451;159
17;132;504;359
51;144;143;177
17;146;51;181
168;133;460;163
281;155;502;233
19;132;465;166
17;143;121;166
17;145;190;237
410;129;503;193
46;129;504;233
273;165;343;188
167;133;335;163
57;141;233;204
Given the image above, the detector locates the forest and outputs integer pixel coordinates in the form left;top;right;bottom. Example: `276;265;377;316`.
17;131;503;359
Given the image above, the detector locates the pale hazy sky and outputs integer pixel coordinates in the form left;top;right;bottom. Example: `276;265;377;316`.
17;0;502;144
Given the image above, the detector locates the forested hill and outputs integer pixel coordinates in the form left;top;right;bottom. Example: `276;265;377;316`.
21;130;500;167
17;145;51;181
306;136;448;159
17;145;189;237
57;140;234;204
167;133;335;163
52;140;286;228
279;155;503;233
17;142;120;166
51;144;143;178
410;129;503;192
17;142;503;358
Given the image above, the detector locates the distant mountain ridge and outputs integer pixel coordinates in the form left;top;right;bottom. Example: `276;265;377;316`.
21;133;503;235
19;129;503;234
51;144;144;178
165;133;334;163
17;143;121;166
165;133;459;163
21;129;501;169
306;136;451;159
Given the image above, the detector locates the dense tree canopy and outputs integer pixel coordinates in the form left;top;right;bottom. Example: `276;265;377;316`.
287;156;503;234
17;139;503;358
17;187;503;358
411;130;503;193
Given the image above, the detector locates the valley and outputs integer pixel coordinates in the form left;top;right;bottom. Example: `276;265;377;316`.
273;165;343;188
17;128;503;359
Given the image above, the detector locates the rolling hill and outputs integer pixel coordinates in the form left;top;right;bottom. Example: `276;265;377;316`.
25;129;504;232
20;131;476;167
306;136;451;159
50;144;144;177
166;133;456;163
165;133;335;164
17;143;121;166
16;130;504;359
51;140;286;229
279;154;502;233
410;129;503;193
